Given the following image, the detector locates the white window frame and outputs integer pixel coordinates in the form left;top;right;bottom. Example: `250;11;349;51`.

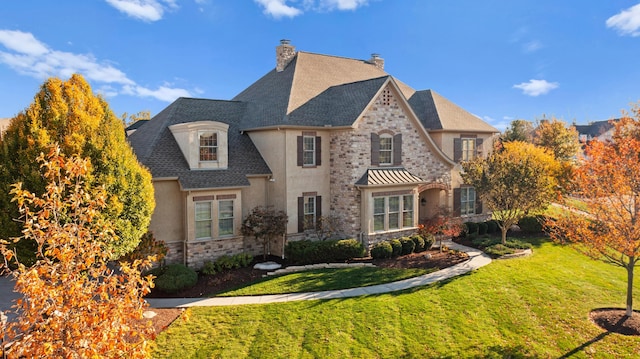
303;136;316;167
461;138;476;161
460;187;476;216
218;200;234;236
195;201;213;239
379;134;393;165
303;196;316;230
373;195;415;232
199;131;218;162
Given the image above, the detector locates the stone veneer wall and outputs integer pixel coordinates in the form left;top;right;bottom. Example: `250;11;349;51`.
329;84;451;240
184;236;263;270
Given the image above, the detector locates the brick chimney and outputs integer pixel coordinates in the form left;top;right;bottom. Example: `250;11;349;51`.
368;53;384;70
276;39;296;72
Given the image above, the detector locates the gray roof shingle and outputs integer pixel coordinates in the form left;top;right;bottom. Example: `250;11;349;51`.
128;98;272;190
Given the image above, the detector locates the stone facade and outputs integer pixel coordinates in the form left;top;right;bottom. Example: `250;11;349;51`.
329;83;451;241
185;235;263;270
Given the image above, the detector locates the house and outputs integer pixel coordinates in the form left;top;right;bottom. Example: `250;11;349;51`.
125;119;150;136
0;118;11;140
575;120;615;143
128;40;499;268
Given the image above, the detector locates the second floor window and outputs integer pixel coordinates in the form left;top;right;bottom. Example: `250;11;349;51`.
199;132;218;161
461;138;476;161
303;136;316;166
379;135;393;165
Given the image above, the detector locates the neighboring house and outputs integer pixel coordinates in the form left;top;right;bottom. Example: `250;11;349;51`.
0;118;11;140
128;40;499;268
575;120;616;143
125;119;149;136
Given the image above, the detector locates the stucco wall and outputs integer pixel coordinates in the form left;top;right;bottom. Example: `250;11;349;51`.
149;179;185;265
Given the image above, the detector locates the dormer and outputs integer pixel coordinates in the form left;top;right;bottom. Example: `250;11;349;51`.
169;121;229;170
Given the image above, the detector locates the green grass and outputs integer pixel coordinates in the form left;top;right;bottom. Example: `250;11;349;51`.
152;239;640;358
217;267;435;296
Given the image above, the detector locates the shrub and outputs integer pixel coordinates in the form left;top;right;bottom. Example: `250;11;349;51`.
152;264;198;293
284;238;365;265
484;244;515;257
201;253;255;275
519;215;545;233
370;241;393;259
477;222;488;235
410;235;426;252
485;220;499;234
389;239;402;257
399;237;416;255
421;233;435;250
464;222;479;237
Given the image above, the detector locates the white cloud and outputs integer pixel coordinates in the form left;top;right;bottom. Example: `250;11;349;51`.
254;0;369;18
606;4;640;37
513;79;559;97
254;0;302;18
0;29;190;103
523;40;542;53
105;0;178;22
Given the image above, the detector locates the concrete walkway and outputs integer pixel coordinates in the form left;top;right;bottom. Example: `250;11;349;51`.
145;240;492;308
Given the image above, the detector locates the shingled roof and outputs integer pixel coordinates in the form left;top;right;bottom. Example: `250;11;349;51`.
409;90;498;132
128;98;271;190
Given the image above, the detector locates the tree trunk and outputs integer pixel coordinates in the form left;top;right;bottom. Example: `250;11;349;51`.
626;257;635;317
501;226;507;245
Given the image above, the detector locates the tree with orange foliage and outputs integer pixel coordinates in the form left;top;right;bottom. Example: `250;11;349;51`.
0;146;155;358
546;107;640;318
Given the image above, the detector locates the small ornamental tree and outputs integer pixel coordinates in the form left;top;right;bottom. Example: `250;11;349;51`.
241;206;288;260
462;141;560;244
422;205;464;251
0;146;155;358
546;109;640;318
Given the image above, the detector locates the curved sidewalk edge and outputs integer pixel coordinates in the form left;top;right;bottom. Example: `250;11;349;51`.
145;240;492;309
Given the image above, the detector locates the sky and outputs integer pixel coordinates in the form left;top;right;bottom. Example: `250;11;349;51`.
1;1;640;131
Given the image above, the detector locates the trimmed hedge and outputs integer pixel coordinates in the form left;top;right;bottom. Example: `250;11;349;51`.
410;235;426;253
422;233;435;250
400;237;416;255
370;241;393;259
389;239;402;257
486;220;499;234
202;253;254;275
478;222;488;235
151;264;198;294
464;222;479;237
285;238;365;265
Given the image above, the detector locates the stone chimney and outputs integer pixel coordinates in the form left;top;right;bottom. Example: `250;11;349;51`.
276;39;296;72
368;53;384;70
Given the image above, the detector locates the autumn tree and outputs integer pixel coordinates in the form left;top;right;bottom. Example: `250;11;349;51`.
546;108;640;318
0;74;154;260
501;119;534;143
462;141;560;244
0;146;154;358
241;206;288;260
533;117;580;162
121;110;151;126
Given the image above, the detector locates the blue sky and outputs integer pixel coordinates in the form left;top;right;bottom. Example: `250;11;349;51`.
1;1;640;130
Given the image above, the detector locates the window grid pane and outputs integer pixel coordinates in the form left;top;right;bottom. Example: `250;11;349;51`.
199;132;218;161
303;136;315;166
304;196;316;229
374;197;385;231
403;195;413;227
219;200;234;236
379;137;392;164
195;202;212;239
388;196;400;229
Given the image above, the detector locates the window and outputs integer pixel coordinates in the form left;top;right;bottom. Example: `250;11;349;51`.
460;187;476;216
218;200;234;236
195;202;213;239
379;135;393;165
199;131;218;161
303;196;316;229
461;138;476;161
403;195;414;227
373;195;415;232
303;136;315;166
297;134;321;167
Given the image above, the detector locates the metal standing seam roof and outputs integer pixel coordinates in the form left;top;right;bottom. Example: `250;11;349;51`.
355;167;426;187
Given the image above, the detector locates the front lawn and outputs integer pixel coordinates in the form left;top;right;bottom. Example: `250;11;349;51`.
152;239;640;358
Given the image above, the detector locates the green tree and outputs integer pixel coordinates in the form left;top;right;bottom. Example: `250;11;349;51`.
0;146;154;358
533;117;580;162
462;141;560;244
501;119;534;143
0;74;154;260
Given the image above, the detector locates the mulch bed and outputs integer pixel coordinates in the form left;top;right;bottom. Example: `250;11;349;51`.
145;248;470;334
589;308;640;336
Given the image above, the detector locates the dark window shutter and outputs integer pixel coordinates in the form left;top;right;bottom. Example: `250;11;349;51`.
371;133;380;165
475;138;484;158
453;138;462;162
298;197;304;233
315;136;322;166
316;196;322;229
453;188;461;217
476;199;483;215
297;136;303;166
393;133;402;165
